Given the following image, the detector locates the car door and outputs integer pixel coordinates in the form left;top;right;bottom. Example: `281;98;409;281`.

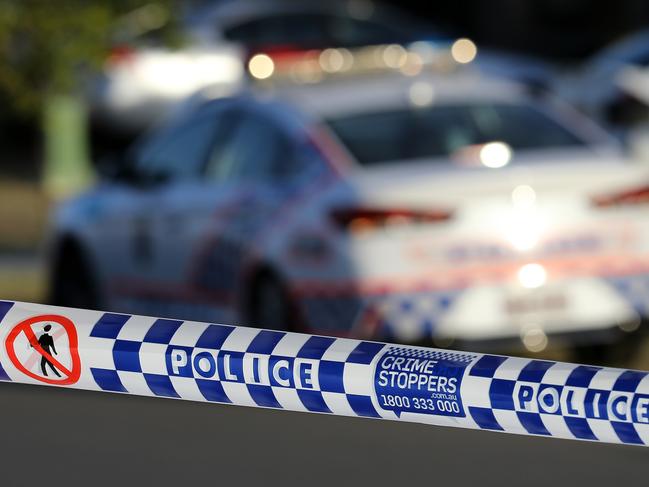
113;101;291;322
158;104;302;322
104;103;226;317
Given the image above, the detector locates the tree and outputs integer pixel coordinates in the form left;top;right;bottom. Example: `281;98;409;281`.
0;0;179;195
0;0;179;117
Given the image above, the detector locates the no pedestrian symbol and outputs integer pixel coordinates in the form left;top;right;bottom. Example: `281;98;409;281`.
5;314;81;385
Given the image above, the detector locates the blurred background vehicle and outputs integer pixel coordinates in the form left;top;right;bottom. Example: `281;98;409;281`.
49;65;647;363
90;0;556;160
89;0;454;159
555;28;649;129
5;0;649;371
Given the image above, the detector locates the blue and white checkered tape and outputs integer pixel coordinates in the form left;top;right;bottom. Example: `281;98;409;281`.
1;299;649;446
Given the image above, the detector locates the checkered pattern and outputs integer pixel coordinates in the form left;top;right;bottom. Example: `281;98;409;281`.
298;291;458;341
89;312;386;418
386;346;476;364
370;292;459;342
0;301;14;382
464;355;649;445
4;300;649;447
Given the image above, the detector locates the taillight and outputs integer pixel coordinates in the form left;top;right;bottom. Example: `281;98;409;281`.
106;44;136;67
592;185;649;208
246;45;316;79
256;45;307;62
330;207;453;233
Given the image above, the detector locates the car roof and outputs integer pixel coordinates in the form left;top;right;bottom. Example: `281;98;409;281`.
594;28;649;63
193;0;429;38
198;0;342;29
254;70;529;119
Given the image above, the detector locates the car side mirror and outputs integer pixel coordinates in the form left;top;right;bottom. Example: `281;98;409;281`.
96;152;142;185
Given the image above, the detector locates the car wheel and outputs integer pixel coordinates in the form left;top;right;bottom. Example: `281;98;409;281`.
247;272;301;332
50;245;99;310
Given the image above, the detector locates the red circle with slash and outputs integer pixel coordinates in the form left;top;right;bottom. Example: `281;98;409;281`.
5;314;81;385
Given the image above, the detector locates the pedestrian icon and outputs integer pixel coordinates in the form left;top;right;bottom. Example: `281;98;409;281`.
5;314;81;385
33;324;61;377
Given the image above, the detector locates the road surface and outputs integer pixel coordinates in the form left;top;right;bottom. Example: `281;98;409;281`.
0;382;645;487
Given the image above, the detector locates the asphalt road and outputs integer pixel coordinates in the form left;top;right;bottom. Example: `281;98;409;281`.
0;382;646;487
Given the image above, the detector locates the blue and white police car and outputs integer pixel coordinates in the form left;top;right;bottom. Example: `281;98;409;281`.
49;69;649;360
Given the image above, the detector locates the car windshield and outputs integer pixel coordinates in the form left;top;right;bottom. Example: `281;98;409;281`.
325;102;588;166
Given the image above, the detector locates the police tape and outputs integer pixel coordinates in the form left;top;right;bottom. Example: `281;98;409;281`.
1;299;649;447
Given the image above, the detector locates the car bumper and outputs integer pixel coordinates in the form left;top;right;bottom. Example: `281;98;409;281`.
291;272;649;347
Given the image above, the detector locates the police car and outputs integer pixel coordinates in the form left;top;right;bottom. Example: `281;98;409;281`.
49;69;649;360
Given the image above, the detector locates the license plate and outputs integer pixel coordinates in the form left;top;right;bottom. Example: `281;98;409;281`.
504;291;567;315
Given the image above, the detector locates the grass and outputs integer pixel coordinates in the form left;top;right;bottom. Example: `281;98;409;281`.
0;262;46;303
0;180;50;253
0;179;48;303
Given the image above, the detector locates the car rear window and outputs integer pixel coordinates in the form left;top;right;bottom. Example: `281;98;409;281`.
325;103;588;166
223;12;409;49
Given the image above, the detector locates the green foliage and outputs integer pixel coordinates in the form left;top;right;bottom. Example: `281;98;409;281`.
0;0;180;118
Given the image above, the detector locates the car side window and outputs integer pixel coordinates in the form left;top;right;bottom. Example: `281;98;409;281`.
205;110;297;183
134;112;221;182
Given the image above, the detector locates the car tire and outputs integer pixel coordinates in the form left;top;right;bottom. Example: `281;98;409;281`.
570;333;643;367
50;245;100;310
247;272;302;332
